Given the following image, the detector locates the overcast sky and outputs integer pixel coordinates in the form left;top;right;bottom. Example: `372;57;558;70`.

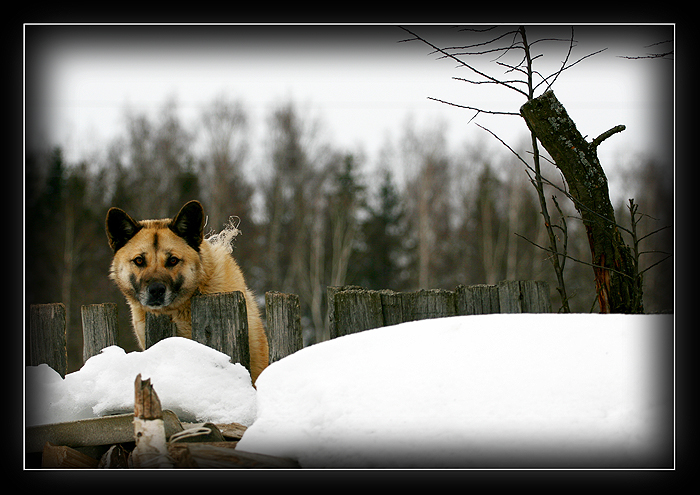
25;24;674;182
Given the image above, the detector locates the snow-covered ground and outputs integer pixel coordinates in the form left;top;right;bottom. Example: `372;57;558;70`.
25;313;673;468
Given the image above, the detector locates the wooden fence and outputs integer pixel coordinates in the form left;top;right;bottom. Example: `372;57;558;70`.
28;280;550;378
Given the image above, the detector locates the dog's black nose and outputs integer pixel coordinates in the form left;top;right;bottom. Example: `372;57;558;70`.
147;282;166;305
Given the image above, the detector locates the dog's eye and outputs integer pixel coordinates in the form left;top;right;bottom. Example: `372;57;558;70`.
166;256;180;267
132;256;145;267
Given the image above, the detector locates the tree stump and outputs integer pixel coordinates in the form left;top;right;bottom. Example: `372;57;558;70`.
520;90;640;313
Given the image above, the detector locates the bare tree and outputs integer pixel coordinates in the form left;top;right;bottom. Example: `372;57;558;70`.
200;95;251;232
400;25;655;313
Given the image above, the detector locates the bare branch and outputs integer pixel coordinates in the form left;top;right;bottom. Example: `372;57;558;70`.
514;232;635;281
399;26;529;98
637;224;672;243
638;254;672;275
591;124;626;150
429;97;520;117
542;27;575;93
453;76;527;86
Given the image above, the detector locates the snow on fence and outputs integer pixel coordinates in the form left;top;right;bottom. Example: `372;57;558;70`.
28;281;551;378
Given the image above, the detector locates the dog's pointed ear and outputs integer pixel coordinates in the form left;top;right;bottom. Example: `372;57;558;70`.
106;207;142;253
170;200;205;251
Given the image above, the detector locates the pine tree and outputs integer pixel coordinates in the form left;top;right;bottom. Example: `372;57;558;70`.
355;168;408;290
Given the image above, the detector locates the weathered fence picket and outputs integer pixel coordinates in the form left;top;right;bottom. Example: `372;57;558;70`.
29;303;67;378
191;291;250;373
145;313;178;348
81;303;118;362
265;291;302;364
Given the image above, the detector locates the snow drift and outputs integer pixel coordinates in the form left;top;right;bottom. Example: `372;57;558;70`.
25;337;257;427
237;314;673;468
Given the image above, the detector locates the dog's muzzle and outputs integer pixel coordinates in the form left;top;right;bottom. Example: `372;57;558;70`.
145;282;167;307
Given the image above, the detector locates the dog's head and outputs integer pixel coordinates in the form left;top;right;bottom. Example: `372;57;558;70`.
106;200;205;310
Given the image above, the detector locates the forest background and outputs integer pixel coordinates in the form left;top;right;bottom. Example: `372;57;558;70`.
24;26;674;373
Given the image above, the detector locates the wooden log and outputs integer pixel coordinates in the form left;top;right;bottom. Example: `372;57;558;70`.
131;374;173;468
145;312;177;349
29;303;67;378
331;288;384;339
455;284;500;315
265;291;303;364
42;442;99;468
81;303;118;363
191;291;250;373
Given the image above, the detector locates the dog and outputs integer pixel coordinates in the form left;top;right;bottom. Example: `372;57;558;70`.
105;200;268;384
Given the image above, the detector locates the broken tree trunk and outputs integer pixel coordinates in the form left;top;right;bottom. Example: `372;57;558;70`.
520;90;641;313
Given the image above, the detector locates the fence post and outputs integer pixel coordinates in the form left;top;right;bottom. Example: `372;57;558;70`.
331;288;384;339
497;280;552;313
404;289;456;322
327;286;364;340
455;284;501;315
145;313;177;349
29;303;67;378
265;291;302;364
379;289;404;327
191;291;250;374
81;303;118;363
519;280;552;313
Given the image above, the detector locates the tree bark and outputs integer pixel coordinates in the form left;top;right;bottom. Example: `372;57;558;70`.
520;90;641;313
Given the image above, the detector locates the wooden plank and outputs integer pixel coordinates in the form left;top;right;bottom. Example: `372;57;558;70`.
145;312;177;349
29;303;67;378
497;280;552;314
191;291;250;373
42;442;99;468
379;289;404;326
519;280;552;313
497;280;524;313
81;303;118;363
265;291;303;364
25;411;183;453
455;284;500;315
331;289;384;338
409;289;456;321
169;443;300;468
327;286;364;340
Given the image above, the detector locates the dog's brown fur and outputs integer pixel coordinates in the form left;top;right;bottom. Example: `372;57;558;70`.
105;200;268;384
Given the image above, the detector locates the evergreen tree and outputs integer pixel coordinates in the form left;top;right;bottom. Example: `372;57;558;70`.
355;168;408;290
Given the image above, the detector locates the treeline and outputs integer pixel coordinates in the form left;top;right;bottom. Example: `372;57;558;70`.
25;97;673;372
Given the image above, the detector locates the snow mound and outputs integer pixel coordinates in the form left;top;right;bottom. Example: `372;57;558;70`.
25;337;257;427
237;314;672;468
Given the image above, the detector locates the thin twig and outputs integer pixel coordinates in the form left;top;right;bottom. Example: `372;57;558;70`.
429;97;520;116
399;26;529;98
514;232;635;281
